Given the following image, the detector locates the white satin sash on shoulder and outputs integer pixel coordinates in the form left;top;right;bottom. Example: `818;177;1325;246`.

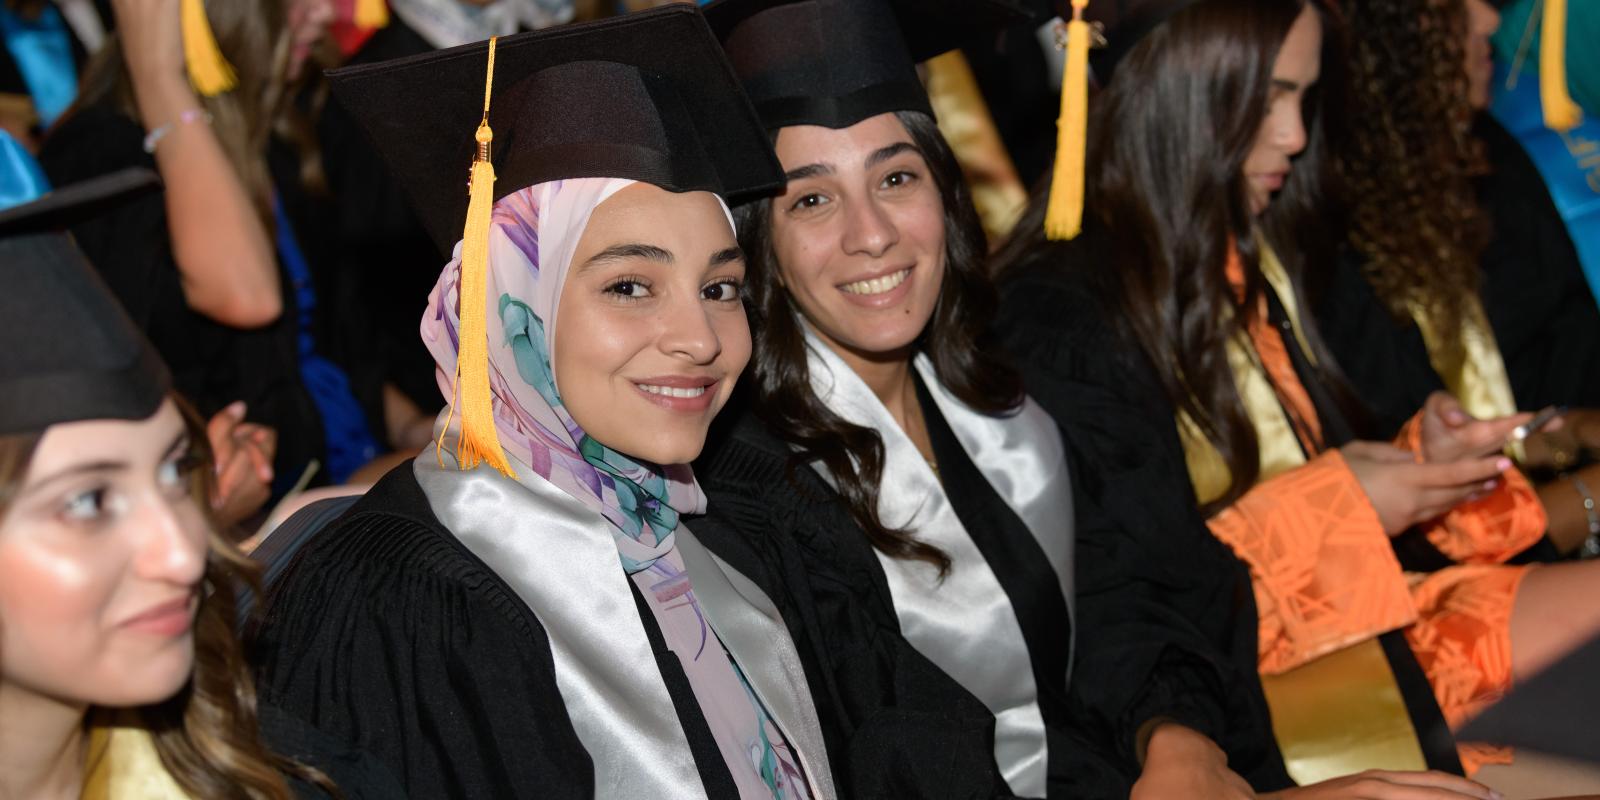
801;330;1075;798
416;443;836;800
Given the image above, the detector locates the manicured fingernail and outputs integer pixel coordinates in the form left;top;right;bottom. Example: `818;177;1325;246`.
228;401;246;418
1496;458;1512;471
1483;479;1498;491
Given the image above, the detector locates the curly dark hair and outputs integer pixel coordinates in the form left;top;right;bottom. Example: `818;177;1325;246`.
737;110;1024;575
1339;0;1489;339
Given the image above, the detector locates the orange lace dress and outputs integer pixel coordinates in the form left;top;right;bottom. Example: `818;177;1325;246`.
1198;255;1546;771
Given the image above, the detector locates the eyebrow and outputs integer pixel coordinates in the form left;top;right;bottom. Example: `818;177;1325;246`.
783;141;921;183
785;163;832;182
710;247;744;267
577;242;674;275
19;432;189;496
866;141;918;169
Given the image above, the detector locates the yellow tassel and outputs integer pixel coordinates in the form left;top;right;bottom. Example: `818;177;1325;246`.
1539;0;1582;131
447;37;515;478
1044;0;1091;241
354;0;389;30
180;0;236;96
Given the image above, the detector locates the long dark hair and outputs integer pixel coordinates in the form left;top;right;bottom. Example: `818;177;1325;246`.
0;399;335;799
996;0;1352;514
738;110;1023;573
1339;0;1486;339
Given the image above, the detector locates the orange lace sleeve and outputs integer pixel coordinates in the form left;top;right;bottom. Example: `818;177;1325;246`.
1394;414;1548;564
1207;451;1419;674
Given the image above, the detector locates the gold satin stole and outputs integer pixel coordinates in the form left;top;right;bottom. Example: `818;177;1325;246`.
80;721;194;800
1177;241;1430;784
1407;297;1518;420
923;51;1029;246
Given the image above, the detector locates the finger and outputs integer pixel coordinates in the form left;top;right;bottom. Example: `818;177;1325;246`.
1346;441;1415;463
1411;456;1512;489
1363;770;1498;800
245;441;275;483
212;452;253;507
1428;392;1472;427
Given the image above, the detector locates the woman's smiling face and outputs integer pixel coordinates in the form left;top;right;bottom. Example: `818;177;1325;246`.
768;112;947;363
552;184;751;466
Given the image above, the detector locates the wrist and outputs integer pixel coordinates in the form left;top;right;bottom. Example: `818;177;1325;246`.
1141;722;1221;767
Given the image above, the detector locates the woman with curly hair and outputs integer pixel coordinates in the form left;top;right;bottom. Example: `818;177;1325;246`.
1315;0;1600;555
0;173;401;799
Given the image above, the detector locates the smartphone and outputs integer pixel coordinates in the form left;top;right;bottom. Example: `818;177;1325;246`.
1507;405;1566;447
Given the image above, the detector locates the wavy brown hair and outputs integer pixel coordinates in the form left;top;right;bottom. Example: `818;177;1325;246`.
738;110;1024;574
1338;0;1488;339
0;398;334;799
996;0;1353;514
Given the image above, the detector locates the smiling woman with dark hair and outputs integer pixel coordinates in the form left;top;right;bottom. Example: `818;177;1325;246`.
247;9;848;799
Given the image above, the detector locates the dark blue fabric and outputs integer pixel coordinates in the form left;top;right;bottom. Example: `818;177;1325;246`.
273;192;378;484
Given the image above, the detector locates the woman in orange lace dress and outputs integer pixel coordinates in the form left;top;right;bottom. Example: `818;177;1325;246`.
996;0;1600;782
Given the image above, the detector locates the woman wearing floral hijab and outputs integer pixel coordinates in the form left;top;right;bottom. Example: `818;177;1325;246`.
252;8;834;798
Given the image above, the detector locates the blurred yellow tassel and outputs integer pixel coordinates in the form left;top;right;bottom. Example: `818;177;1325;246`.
448;37;514;478
1044;0;1090;241
180;0;236;96
355;0;389;30
1540;0;1581;131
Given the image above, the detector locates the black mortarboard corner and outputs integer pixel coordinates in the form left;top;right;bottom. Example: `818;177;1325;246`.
0;168;169;436
1458;631;1600;764
326;3;785;255
704;0;1031;131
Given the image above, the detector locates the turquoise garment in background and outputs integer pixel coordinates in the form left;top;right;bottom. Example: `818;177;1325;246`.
1490;62;1600;310
0;2;78;127
1492;0;1599;117
0;128;49;210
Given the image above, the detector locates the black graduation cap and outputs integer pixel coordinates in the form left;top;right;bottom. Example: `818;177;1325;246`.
1458;631;1600;764
703;0;1033;131
0;169;170;436
325;3;785;254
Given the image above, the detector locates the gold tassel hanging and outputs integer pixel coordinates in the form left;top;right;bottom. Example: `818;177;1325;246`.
443;36;515;478
180;0;236;96
1044;0;1091;241
354;0;390;30
1540;0;1582;131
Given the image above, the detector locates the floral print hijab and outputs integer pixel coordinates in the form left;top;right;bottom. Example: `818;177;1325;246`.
421;177;714;574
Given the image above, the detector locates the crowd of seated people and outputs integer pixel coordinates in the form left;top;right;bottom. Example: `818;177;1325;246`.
2;0;1599;798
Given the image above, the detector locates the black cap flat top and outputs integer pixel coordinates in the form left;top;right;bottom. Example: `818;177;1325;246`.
326;4;785;253
704;0;1030;131
0;169;170;435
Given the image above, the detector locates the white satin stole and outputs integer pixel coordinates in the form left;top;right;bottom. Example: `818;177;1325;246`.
801;331;1075;798
415;444;837;800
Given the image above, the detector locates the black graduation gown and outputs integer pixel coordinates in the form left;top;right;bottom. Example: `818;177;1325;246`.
249;462;745;799
994;246;1295;792
38;104;326;490
693;400;1128;799
311;15;450;413
1314;113;1600;438
257;702;409;799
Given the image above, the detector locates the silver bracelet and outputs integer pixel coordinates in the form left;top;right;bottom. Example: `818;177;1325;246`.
1566;472;1600;559
142;109;212;154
